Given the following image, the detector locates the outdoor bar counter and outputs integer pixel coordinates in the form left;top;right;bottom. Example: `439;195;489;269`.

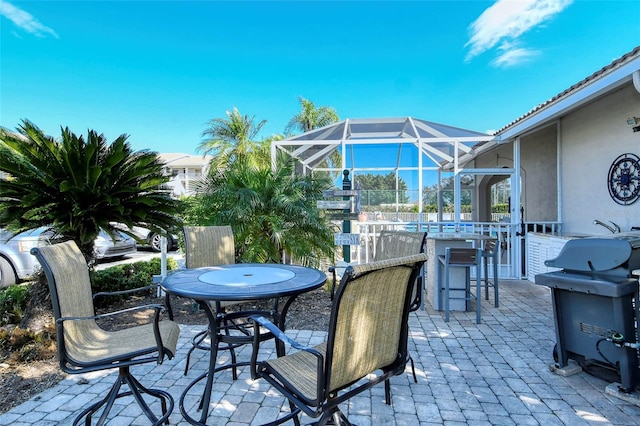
425;232;495;311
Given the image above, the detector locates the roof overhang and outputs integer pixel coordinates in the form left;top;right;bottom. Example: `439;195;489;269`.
495;47;640;142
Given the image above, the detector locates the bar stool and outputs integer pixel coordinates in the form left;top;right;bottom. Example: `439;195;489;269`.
438;247;483;324
482;239;499;307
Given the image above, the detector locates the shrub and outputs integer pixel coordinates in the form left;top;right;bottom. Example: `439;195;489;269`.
0;258;178;362
90;257;178;308
0;284;31;326
492;203;510;213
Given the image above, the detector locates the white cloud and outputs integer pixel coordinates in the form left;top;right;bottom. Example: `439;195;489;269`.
0;1;58;38
492;41;540;67
465;0;572;66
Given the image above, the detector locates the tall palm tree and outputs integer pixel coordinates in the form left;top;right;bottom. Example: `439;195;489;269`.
285;97;339;134
198;107;268;168
285;97;342;174
189;107;336;266
184;160;336;267
0;120;180;263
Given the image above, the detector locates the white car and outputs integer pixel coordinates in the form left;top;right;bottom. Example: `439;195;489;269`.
127;226;178;252
0;227;137;288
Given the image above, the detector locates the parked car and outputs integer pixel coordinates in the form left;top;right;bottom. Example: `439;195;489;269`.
0;227;137;288
126;226;178;252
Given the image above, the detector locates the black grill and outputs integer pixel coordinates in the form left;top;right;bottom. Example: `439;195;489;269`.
535;232;640;392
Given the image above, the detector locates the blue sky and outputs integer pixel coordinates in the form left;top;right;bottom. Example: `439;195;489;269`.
1;0;639;156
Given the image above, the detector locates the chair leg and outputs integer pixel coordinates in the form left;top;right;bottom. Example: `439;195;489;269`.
437;261;443;312
385;353;417;405
442;257;483;323
126;374;172;425
82;372;122;426
74;366;173;426
443;263;470;322
184;329;208;375
443;262;450;322
409;355;417;382
221;316;240;380
493;261;499;307
483;255;500;307
384;379;392;405
475;264;481;324
464;268;471;311
484;257;489;301
185;320;240;380
290;400;302;426
316;407;353;425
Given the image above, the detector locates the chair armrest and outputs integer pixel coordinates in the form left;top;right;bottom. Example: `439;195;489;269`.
93;284;174;320
92;284;160;300
249;314;323;380
58;303;168;323
251;315;316;352
58;303;171;364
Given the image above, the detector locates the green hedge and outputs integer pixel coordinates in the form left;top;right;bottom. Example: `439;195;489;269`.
0;258;180;323
90;257;179;307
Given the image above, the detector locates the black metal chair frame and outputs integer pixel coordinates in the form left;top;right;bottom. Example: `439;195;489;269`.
250;254;428;426
327;230;427;403
31;242;178;426
179;302;280;424
180;225;281;382
328;230;427;304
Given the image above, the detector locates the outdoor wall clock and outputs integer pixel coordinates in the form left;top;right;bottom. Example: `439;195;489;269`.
608;153;640;205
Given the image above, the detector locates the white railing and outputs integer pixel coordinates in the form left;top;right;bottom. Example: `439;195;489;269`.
335;219;562;279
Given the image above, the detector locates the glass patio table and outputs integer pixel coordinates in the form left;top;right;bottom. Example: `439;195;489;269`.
161;263;327;426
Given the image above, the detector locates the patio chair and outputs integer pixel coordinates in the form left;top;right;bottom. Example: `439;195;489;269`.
31;241;180;426
250;253;428;425
328;230;427;307
373;230;427;311
182;225;276;377
482;239;499;307
438;247;483;324
368;229;427;396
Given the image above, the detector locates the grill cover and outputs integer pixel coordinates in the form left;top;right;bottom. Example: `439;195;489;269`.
544;232;640;277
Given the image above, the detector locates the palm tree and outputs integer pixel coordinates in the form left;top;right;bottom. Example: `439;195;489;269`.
198;107;268;168
190;107;336;266
184;160;336;267
285;97;342;174
0;120;180;263
285;97;339;134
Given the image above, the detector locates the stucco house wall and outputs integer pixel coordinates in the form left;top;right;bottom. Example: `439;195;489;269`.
473;124;558;223
474;144;514;221
520;125;558;222
559;83;640;234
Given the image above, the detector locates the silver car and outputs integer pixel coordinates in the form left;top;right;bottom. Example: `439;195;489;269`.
127;226;178;252
0;227;137;288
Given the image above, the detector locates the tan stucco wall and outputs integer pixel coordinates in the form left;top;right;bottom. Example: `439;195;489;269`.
520;125;558;222
473;125;558;222
474;144;514;221
560;83;640;234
